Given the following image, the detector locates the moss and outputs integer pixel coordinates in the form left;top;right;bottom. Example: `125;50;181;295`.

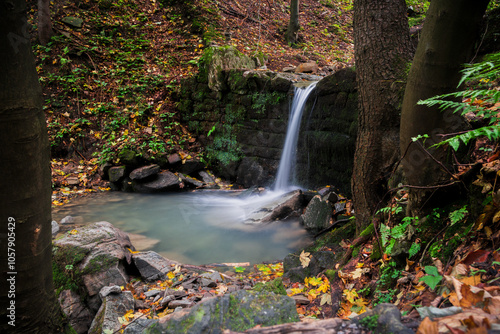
52;245;89;297
351;245;360;258
325;269;337;283
359;314;379;330
370;240;382;261
359;223;375;237
252;278;287;295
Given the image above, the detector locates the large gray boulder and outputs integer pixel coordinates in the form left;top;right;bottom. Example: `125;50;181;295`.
129;164;160;180
158;290;299;333
88;289;134;334
53;222;133;307
132;171;182;193
133;251;180;282
299;195;333;233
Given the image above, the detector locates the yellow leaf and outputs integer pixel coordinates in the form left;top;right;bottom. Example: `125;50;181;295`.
320;293;332;305
343;289;358;303
69;229;78;235
299;250;311;268
167;271;175;279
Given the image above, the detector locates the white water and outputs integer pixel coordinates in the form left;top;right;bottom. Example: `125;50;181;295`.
274;81;318;191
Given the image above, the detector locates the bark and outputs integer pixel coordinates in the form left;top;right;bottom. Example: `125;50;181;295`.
286;0;300;44
0;1;60;332
400;0;489;216
351;0;412;233
37;0;53;45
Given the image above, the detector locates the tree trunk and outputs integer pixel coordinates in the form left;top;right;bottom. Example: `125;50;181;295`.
0;1;60;332
400;0;489;216
286;0;300;45
351;0;412;233
38;0;53;45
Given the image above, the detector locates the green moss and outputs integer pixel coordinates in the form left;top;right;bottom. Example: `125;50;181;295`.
359;314;379;330
359;223;374;237
252;278;287;295
351;246;360;258
370;241;382;261
325;269;337;283
52;245;89;297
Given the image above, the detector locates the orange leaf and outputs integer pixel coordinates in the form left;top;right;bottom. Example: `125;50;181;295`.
416;317;439;334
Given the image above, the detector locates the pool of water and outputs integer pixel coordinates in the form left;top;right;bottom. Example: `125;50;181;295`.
52;190;311;265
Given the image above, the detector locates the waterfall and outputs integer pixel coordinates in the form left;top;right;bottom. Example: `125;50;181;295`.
274;81;318;191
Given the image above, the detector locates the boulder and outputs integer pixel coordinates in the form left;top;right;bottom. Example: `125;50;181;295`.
52;220;60;236
260;190;303;223
53;222;133;302
129;164;160;181
88;290;134;334
108;166;126;183
198;170;219;189
123;318;160;334
178;173;204;189
59;289;94;334
133;251;180;282
299;195;333;233
132;171;181;193
178;160;206;175
158;290;299;333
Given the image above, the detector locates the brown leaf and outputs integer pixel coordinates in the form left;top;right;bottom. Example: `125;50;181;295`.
416;317;439;334
485;296;500;315
460;284;485;309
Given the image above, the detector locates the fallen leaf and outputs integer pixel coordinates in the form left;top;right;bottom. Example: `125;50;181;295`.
299;250;311;268
320;293;332;305
416;317;439;334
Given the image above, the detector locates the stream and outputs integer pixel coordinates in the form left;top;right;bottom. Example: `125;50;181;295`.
52;190;311;265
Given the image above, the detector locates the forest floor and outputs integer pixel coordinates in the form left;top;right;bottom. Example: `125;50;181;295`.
28;0;500;332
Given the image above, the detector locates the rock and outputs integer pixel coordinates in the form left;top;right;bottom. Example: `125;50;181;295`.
283;266;310;283
295;62;319;74
158;290;299;333
199;272;223;288
202;46;257;91
291;294;310;305
261;190;303;223
118;148;139;165
236;157;266;188
60;215;84;225
61;16;83;28
198;170;219;189
178;160;206;175
109;166;126;183
88;291;134;334
271;73;294;92
53;222;133;300
123;318;159;334
133;251;179;282
299;195;333;233
178;173;204;188
129;164;160;181
99;162;112;180
282;66;296;72
309;251;340;275
52;220;60;236
144;289;162;298
168;300;194;309
59;289;94;334
132;171;181;193
66;176;80;185
167;153;182;165
99;285;122;299
355;303;413;334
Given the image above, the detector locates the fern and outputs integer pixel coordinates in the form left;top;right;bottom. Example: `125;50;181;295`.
417;51;500;151
449;206;468;225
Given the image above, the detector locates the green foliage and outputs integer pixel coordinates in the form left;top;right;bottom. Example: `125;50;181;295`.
419;266;443;290
379;208;418;255
417;52;500;151
408;242;421;258
449;206;468;226
251;92;286;114
359;314;379;330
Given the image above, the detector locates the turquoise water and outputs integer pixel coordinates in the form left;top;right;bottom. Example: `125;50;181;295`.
52;191;311;265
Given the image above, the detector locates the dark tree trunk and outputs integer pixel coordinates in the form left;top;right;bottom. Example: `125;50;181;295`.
0;1;60;332
400;0;489;216
352;0;413;233
38;0;53;45
286;0;300;44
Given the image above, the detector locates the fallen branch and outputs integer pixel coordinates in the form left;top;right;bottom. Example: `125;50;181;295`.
223;318;345;333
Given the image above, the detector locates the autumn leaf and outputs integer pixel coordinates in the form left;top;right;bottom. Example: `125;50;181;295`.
416;317;439;334
299;250;311;268
320;293;332;305
343;289;359;303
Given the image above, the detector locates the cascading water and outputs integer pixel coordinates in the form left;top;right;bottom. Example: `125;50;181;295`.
274;81;318;191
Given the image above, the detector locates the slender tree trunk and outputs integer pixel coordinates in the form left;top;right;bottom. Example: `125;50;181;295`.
286;0;300;45
0;1;60;332
38;0;53;45
400;0;489;216
352;0;412;233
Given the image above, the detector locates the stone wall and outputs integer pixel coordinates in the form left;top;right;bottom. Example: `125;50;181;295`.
178;62;357;194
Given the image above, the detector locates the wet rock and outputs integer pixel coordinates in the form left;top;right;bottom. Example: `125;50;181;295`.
123;318;159;334
261;190;303;223
133;251;179;282
59;289;94;334
299;195;333;233
167;153;181;165
132;171;181;193
109;166;126;182
178;173;204;188
88;291;134;334
60;215;84;225
129;164;160;181
354;303;414;334
62;16;83;28
158;290;299;333
198;170;218;188
236;157;267;189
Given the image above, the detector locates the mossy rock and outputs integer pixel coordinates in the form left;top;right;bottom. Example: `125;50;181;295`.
252;278;287;296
